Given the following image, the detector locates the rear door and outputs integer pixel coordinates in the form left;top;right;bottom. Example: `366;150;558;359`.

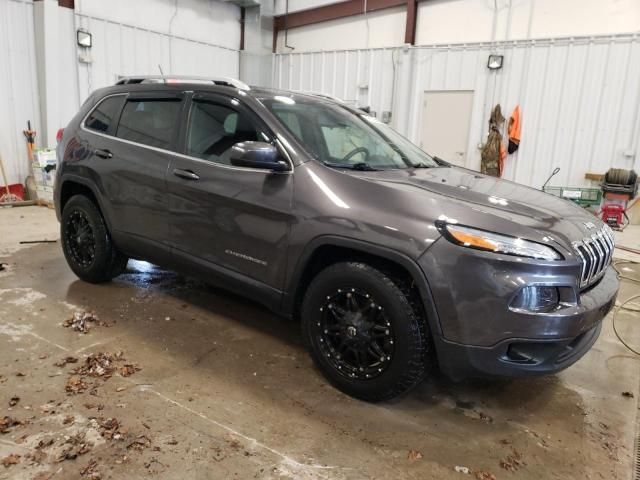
167;92;294;301
96;91;184;258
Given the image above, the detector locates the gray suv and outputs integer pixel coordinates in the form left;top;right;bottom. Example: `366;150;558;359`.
55;76;619;401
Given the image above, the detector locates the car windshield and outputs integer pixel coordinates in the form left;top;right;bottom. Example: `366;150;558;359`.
260;96;439;170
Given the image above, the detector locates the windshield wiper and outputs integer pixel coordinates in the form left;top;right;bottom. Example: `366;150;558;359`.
411;162;432;168
323;161;380;171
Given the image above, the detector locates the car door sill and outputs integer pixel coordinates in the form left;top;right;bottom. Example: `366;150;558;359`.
169;247;284;314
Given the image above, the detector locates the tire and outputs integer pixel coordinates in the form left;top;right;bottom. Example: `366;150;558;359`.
61;195;128;283
301;262;431;402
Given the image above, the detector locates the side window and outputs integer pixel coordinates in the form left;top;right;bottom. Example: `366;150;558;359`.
85;96;124;133
273;110;303;140
186;99;263;165
116;99;182;150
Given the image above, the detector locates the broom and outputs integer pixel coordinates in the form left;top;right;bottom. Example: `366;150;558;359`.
0;153;21;204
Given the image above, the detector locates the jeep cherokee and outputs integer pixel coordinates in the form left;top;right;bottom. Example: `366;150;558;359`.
55;76;619;401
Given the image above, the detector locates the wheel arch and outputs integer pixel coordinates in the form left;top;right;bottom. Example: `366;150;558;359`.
58;176;113;232
283;236;442;336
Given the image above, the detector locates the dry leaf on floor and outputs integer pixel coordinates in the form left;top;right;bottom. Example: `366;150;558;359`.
66;376;89;395
74;353;119;378
0;416;26;434
80;459;101;479
127;434;151;451
8;396;19;407
54;356;79;367
63;311;110;334
1;453;21;467
57;433;92;462
474;471;497;480
119;364;141;377
407;450;423;461
33;472;53;480
500;450;526;472
97;417;121;440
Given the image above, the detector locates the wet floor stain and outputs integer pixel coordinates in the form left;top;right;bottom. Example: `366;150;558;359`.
0;244;638;479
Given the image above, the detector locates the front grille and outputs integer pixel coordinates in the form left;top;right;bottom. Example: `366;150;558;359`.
572;225;615;288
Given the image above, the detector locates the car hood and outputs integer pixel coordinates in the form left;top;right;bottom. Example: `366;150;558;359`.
353;165;602;251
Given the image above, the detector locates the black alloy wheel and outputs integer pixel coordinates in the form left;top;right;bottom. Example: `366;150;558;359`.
65;210;96;268
302;262;431;402
314;287;395;380
61;195;128;283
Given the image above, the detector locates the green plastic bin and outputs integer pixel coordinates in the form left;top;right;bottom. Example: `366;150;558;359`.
543;186;602;207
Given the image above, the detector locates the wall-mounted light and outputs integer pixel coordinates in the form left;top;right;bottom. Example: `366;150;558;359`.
77;30;92;48
487;54;504;70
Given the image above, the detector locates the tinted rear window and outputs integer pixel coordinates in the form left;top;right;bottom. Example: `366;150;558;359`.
85;96;124;133
116;99;182;150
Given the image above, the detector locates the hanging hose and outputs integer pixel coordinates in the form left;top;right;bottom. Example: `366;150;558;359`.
611;260;640;356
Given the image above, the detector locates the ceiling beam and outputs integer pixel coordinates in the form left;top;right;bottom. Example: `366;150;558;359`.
273;0;406;31
404;0;417;44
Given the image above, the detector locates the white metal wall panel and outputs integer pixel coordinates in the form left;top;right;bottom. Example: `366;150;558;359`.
275;48;396;116
0;0;40;186
273;34;640;189
75;13;240;104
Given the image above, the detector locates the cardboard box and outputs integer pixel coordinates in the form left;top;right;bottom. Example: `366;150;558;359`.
36;185;54;203
34;149;57;167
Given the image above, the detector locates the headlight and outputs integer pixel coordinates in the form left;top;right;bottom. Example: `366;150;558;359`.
440;224;562;261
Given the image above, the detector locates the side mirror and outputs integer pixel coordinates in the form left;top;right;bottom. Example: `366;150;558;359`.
230;141;289;172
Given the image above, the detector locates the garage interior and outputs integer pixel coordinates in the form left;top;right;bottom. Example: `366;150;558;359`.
1;0;640;479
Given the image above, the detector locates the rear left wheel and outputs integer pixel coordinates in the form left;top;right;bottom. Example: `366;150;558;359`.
301;261;431;402
61;195;128;283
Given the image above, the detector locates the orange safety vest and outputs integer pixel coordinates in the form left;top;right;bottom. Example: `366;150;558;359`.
508;105;521;154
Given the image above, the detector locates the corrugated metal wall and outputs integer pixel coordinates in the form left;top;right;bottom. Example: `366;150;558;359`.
0;0;40;186
74;13;240;104
273;34;640;189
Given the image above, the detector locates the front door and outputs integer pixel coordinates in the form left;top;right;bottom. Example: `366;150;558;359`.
167;92;294;298
420;90;474;166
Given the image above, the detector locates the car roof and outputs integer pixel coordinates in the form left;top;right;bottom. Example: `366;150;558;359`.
96;76;343;106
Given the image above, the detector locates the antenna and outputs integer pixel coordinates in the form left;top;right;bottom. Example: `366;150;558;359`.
158;65;166;83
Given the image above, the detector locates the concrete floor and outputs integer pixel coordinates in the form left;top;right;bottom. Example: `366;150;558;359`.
1;206;639;480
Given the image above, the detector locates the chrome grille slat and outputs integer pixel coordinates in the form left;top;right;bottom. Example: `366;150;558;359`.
573;246;587;284
598;231;612;267
572;225;614;288
591;234;605;273
584;240;598;282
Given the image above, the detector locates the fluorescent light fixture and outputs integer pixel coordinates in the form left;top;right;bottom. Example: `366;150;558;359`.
487;54;503;70
77;30;92;48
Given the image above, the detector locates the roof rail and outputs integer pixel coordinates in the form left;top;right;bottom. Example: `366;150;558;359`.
299;91;344;103
115;75;250;90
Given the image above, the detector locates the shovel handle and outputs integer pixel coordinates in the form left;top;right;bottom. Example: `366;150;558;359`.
0;153;11;197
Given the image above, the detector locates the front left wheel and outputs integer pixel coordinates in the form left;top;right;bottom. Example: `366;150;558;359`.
61;195;128;283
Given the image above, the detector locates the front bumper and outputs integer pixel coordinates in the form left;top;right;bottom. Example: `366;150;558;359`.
419;240;619;380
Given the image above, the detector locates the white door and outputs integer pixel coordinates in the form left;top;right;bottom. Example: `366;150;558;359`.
420;90;474;166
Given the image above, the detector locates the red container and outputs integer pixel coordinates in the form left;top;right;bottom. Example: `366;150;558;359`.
1;184;25;201
601;203;625;228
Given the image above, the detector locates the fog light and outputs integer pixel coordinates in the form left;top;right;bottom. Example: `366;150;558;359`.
510;286;559;313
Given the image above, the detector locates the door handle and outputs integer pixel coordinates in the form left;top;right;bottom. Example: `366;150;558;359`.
95;149;113;159
173;168;200;181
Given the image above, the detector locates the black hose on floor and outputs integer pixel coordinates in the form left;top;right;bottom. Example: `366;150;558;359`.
612;260;640;356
